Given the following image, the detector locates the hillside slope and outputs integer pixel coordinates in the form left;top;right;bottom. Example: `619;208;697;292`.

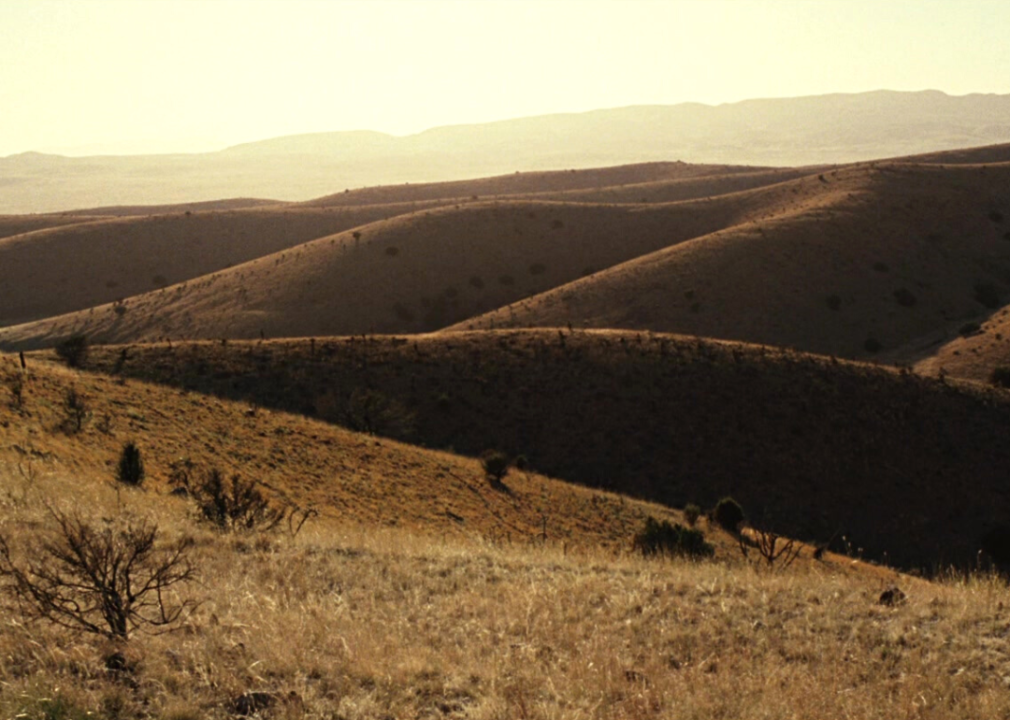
0;203;459;328
0;192;786;346
453;163;1010;362
0;351;674;548
75;330;1010;571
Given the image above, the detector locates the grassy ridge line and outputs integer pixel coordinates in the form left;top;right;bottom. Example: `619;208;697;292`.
77;330;1010;571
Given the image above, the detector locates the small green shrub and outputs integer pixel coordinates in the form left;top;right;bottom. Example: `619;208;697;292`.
684;503;702;527
712;497;745;532
480;450;511;488
634;517;713;558
116;442;145;487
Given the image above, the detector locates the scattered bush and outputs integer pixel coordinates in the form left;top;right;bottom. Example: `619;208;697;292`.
480;450;511;489
684;503;702;527
712;497;745;532
739;524;802;569
116;442;145;487
991;366;1010;388
0;510;197;639
55;334;89;368
61;386;90;433
974;282;1001;309
179;468;287;533
634;517;713;559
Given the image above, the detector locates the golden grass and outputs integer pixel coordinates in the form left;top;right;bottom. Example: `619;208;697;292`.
2;472;1009;719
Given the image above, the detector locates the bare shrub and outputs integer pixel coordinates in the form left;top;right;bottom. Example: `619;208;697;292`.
0;510;197;639
739;524;802;569
178;468;288;533
61;386;90;432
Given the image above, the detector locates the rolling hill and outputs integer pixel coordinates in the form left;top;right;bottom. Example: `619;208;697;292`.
70;330;1010;572
452;162;1010;362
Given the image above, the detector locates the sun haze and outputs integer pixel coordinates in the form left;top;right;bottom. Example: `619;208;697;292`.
1;0;1008;156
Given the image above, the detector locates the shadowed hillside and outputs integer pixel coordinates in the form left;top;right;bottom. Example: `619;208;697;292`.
75;330;1010;572
0;202;465;328
0;350;678;549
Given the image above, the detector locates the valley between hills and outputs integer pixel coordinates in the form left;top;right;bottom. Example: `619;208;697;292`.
2;139;1010;718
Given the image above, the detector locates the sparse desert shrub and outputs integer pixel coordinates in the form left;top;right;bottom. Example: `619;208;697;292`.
684;503;702;527
712;497;745;532
991;366;1010;388
61;386;89;433
116;441;145;487
739;523;802;569
973;282;1001;309
480;450;511;489
182;468;286;533
0;509;197;639
633;517;713;558
959;322;982;337
55;333;89;368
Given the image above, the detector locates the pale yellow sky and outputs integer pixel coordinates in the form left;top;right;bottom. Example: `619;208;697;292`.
1;0;1008;156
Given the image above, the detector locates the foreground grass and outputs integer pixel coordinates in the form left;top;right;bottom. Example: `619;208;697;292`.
2;475;1010;719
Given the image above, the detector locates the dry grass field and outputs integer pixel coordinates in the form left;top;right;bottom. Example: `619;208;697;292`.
2;451;1009;719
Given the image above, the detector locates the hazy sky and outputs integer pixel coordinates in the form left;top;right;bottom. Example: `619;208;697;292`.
2;0;1008;156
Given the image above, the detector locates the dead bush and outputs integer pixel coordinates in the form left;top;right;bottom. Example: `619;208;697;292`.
0;509;197;639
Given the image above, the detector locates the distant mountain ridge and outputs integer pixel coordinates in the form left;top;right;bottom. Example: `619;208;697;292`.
2;89;1009;213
